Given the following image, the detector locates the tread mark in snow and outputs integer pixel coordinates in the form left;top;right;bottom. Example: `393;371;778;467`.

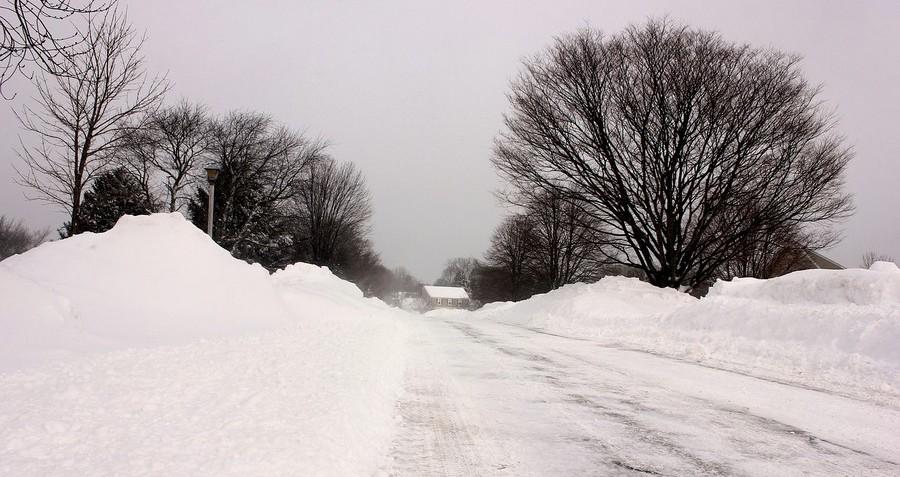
389;342;487;476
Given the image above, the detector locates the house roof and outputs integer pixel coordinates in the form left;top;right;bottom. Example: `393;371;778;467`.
804;250;844;270
423;285;469;299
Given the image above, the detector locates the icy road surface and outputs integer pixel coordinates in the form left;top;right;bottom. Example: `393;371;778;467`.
390;313;900;476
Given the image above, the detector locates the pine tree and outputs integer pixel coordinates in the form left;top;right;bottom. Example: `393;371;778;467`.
75;167;155;234
188;165;292;269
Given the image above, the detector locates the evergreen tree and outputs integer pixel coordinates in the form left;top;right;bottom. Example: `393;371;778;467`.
188;164;293;269
75;167;154;234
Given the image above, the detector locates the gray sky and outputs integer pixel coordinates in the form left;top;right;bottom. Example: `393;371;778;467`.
2;0;898;282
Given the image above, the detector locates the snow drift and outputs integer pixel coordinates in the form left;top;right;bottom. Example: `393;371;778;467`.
0;213;408;476
0;213;294;369
471;269;900;404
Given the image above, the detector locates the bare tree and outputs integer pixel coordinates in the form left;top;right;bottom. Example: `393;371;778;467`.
862;251;895;269
15;11;167;236
292;158;373;268
493;20;853;291
0;0;115;96
716;224;838;279
0;215;48;259
434;257;479;289
119;101;209;212
484;214;536;301
525;191;606;291
189;111;325;266
115;122;161;212
391;267;422;293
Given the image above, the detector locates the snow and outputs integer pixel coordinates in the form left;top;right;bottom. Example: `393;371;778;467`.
471;271;900;405
422;285;469;299
0;213;294;370
2;212;899;474
392;313;900;475
869;260;899;273
0;213;408;476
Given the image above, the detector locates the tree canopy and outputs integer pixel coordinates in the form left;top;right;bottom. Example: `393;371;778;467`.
493;19;852;290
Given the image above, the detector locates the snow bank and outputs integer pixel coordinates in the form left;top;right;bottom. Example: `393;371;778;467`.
706;265;900;306
0;213;293;369
0;213;409;475
479;277;695;332
473;270;900;404
472;276;695;341
665;266;900;400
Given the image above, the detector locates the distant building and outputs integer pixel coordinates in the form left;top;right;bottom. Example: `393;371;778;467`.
422;285;471;310
691;248;845;297
770;248;844;275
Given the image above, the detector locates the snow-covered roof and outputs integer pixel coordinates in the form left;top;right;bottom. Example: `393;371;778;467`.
423;286;469;299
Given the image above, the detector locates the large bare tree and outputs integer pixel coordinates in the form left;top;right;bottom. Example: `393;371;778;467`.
15;11;167;236
493;20;853;290
0;0;115;96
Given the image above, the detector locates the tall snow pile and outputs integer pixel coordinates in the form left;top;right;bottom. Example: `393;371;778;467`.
0;213;293;369
0;213;407;476
473;268;900;404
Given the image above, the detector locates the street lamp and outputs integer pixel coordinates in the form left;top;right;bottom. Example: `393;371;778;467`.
204;166;220;236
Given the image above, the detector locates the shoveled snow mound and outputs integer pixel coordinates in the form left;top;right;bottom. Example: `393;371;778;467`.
869;260;900;273
0;213;409;475
274;262;365;301
474;271;900;404
0;213;293;370
665;266;900;400
477;277;695;333
705;265;900;306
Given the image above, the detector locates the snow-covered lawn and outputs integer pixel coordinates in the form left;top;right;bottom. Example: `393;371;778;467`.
2;213;899;475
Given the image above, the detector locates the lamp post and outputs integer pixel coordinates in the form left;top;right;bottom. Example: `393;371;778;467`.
204;167;220;236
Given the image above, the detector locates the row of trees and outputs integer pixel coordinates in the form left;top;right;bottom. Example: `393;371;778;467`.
7;8;403;296
432;191;611;304
0;215;47;260
2;3;431;299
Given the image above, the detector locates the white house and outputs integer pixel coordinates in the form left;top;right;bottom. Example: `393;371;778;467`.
422;285;471;310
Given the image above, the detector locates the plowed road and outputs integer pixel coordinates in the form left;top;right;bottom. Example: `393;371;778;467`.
389;314;900;476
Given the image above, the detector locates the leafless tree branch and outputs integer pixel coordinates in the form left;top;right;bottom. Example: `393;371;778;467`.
14;9;168;235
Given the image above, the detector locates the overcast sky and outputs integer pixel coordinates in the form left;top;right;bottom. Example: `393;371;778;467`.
1;0;898;282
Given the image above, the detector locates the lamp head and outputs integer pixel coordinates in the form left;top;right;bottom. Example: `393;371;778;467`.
205;167;220;183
